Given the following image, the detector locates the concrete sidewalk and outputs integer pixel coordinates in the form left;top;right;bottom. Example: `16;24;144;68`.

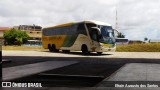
2;51;160;59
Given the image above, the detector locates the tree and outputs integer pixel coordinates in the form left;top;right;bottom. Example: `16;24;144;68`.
144;37;148;41
3;28;30;45
117;32;125;38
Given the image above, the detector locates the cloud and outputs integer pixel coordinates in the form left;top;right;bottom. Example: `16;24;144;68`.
116;0;160;40
0;0;160;40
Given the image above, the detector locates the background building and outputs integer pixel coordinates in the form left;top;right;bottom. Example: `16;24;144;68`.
115;38;129;45
128;40;144;44
149;39;160;43
13;25;42;46
0;27;10;45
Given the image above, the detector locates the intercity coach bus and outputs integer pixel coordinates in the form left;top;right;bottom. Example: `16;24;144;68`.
42;20;116;55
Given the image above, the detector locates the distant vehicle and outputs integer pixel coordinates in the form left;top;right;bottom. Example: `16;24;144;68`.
23;40;42;46
42;20;116;55
116;38;129;45
149;39;160;43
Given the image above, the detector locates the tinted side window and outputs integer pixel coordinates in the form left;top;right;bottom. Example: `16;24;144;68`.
77;23;87;35
86;23;97;39
91;30;99;41
43;28;50;36
86;23;97;31
42;26;69;36
42;23;87;36
68;24;78;35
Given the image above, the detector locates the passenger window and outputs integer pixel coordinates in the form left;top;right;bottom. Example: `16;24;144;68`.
77;23;87;35
91;29;98;41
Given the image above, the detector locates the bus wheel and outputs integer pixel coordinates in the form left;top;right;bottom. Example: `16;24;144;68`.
97;52;102;55
81;45;89;55
55;49;59;52
52;44;59;52
48;44;53;52
62;50;70;53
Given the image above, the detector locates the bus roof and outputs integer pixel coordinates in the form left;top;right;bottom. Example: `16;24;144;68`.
43;20;112;29
83;20;112;26
44;22;75;29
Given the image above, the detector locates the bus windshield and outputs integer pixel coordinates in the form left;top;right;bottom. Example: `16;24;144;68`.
99;26;115;44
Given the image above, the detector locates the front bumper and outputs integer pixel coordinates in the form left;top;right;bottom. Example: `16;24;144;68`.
99;46;116;52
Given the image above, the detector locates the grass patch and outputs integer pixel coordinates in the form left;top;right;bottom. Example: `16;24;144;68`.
116;43;160;52
2;46;45;51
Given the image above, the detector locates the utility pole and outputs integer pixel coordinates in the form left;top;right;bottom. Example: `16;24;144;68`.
33;24;35;31
115;8;118;30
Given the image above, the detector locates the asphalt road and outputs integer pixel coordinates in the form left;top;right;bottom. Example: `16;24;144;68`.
2;51;160;88
2;55;124;87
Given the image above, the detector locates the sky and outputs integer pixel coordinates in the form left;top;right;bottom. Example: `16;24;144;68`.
0;0;160;40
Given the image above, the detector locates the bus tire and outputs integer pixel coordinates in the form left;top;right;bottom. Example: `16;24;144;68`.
55;49;59;52
97;52;102;55
48;44;53;52
62;50;70;53
52;44;59;52
81;45;89;55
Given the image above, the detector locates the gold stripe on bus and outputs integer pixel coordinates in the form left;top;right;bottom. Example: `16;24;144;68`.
100;43;110;47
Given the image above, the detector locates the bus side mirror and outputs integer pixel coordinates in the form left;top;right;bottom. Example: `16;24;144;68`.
91;27;100;34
